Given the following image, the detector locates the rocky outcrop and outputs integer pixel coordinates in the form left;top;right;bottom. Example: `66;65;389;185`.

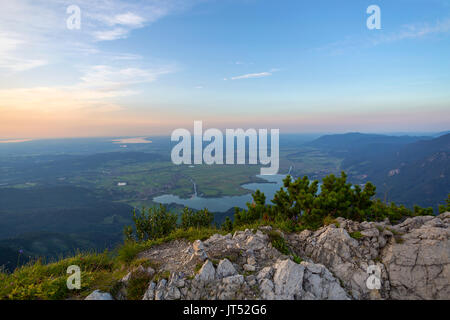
382;213;450;299
136;228;357;300
89;212;449;300
289;212;450;300
289;222;390;299
216;258;237;278
137;228;352;300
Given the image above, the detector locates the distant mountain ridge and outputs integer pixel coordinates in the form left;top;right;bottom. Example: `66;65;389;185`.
434;130;450;137
309;132;430;150
309;132;449;209
367;134;449;208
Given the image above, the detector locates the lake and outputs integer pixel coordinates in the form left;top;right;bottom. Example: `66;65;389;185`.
153;174;290;212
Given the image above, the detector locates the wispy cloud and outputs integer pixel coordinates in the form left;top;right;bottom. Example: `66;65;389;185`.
316;18;450;55
79;64;175;90
370;18;450;45
0;31;48;72
231;61;254;66
98;12;146;27
80;0;203;42
228;71;273;80
93;28;130;41
0;0;200;72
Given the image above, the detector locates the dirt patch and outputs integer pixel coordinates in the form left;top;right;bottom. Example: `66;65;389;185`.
137;239;199;276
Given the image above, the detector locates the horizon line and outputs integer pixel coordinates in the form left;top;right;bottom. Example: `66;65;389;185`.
1;130;448;142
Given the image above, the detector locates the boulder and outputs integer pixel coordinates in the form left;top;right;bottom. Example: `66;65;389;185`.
142;282;156;300
301;261;350;300
192;240;208;261
243;264;256;272
222;274;244;286
257;266;274;282
85;290;114;300
195;260;216;282
154;279;167;300
273;259;305;300
381;217;450;299
259;279;275;299
216;259;237;278
246;236;265;251
295;224;391;299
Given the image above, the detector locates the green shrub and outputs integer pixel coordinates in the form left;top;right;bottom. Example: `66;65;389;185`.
221;216;234;232
166;227;220;242
438;194;450;213
125;205;178;241
181;208;214;229
194;263;203;274
413;205;434;217
117;241;145;264
323;215;339;227
349;231;363;240
234;190;268;226
275;218;298;233
292;255;302;264
233;172;439;230
268;231;290;255
153;270;170;282
123;226;133;242
126;270;152;300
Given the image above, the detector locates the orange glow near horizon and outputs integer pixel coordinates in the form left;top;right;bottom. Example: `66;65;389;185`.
1;102;449;139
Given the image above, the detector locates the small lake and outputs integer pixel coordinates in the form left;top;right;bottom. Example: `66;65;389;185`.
153;174;290;212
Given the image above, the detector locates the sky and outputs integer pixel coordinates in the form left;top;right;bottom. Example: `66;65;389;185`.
0;0;449;139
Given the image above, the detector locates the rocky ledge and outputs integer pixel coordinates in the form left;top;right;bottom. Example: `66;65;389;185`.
89;212;450;300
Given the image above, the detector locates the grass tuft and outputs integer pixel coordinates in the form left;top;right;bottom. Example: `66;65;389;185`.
268;231;290;255
349;231;363;240
0;251;126;300
126;270;152;300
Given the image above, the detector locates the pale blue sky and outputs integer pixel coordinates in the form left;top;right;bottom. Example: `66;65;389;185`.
0;0;449;138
